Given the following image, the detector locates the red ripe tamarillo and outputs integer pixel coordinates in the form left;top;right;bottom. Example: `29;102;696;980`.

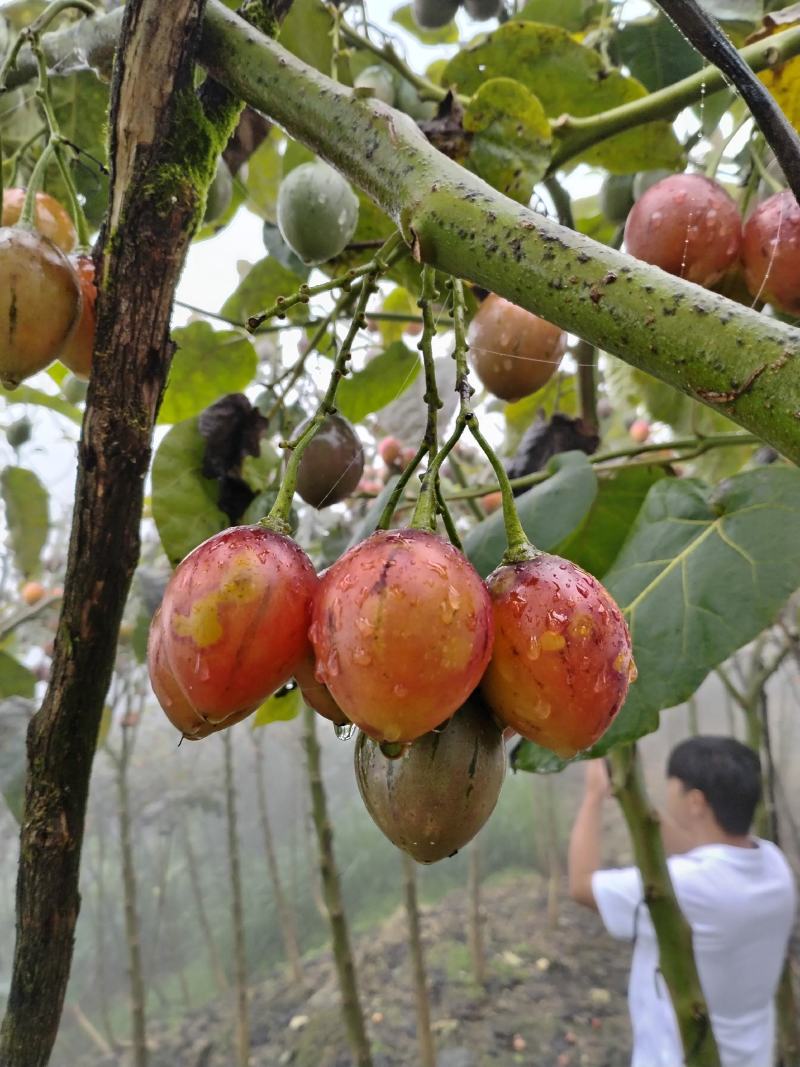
741;190;800;314
480;554;636;758
148;525;318;736
310;528;494;743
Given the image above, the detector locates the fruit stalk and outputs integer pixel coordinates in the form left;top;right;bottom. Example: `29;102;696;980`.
264;231;403;529
609;744;721;1067
409;264;444;531
302;706;373;1067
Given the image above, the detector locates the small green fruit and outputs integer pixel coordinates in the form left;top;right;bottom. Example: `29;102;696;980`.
464;0;501;18
204;157;234;224
395;77;438;121
7;417;32;448
62;373;88;404
599;174;635;224
412;0;460;29
354;65;396;106
276;161;359;266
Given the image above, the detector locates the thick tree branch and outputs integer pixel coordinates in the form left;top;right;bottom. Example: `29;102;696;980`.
656;0;800;203
0;2;241;1064
197;2;800;463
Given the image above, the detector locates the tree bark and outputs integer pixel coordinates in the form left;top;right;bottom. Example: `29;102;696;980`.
302;707;373;1067
251;731;304;987
0;4;242;1061
223;733;250;1067
466;843;486;988
401;853;436;1067
609;744;721;1067
183;819;229;996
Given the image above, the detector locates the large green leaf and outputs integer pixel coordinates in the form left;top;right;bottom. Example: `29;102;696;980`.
151;418;228;567
252;684;303;728
462;78;552;202
602;467;800;748
336;342;421;424
1;467;49;579
221;256;305;324
0;697;31;822
617;14;703;92
517;0;593;30
49;71;110;228
243;130;284;222
0;653;35;700
463;452;597;578
159;323;258;425
0;384;82;423
392;3;459;44
278;0;340;76
555;465;665;579
444;21;683;172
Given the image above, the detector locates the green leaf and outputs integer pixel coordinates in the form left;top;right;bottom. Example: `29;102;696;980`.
517;0;593;30
617;14;703;92
244;131;284;222
444;22;683;173
463;452;598;578
279;0;342;76
512;738;573;773
0;384;82;423
1;467;49;579
221;256;305;324
49;72;111;229
336;342;421;424
252;684;303;728
462;78;552;202
502;371;578;455
0;653;35;700
599;467;800;753
392;3;459;43
555;465;665;578
159;323;258;425
0;697;31;822
151;418;228;567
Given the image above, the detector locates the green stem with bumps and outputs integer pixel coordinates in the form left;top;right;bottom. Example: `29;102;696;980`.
410;264;444;532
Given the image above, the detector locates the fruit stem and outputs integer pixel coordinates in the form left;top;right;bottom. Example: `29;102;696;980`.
19;140;57;229
262;231;404;531
0;0;95;91
338;22;449;105
409;264;443;532
375;442;427;530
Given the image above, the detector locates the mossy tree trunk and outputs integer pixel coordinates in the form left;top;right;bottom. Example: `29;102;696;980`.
222;733;250;1067
609;744;722;1067
302;707;373;1067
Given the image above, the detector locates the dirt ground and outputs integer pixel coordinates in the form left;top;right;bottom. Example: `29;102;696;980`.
85;871;634;1067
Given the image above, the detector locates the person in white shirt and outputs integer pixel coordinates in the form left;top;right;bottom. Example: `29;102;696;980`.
568;736;797;1067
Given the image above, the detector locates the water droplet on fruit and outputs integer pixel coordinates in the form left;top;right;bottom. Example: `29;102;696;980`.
568;614;593;640
508;592;526;618
339;574;355;591
334;722;356;741
540;631;566;653
576;583;590;599
532;700;552;721
198;662;211;682
353;646;372;666
628;660;638;683
547;609;568;628
356;616;375;637
526;636;540;660
392;683;408;699
448;585;461;611
326;651;340;679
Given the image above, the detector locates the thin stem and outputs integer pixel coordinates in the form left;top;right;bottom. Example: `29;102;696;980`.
339;22;446;104
0;0;95;90
376;443;427;530
409;265;443;532
264;231;403;529
20;141;56;226
435;481;463;549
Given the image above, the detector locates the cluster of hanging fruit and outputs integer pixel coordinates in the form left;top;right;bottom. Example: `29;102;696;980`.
0;188;96;389
412;0;503;30
148;513;634;861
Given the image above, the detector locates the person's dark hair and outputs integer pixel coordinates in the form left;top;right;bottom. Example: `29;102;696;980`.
667;736;761;835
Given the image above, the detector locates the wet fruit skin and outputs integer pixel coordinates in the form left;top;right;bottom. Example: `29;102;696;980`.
741;190;800;314
293;646;350;727
623;173;742;286
480;554;635;758
354;696;506;863
295;413;364;509
150;526;318;733
0;227;82;389
2;188;77;253
310;528;494;743
467;294;567;402
59;254;96;379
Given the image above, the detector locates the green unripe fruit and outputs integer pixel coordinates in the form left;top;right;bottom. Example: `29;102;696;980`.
203;157;234;224
62;373;89;404
7;417;31;447
599;174;635;224
464;0;501;18
632;169;675;201
276;161;360;266
395;77;438;121
412;0;460;29
354;65;396;105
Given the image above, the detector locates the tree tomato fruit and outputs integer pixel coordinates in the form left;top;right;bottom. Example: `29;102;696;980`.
0;227;81;389
59;254;96;379
150;526;317;733
276;161;359;266
293;646;350;727
467;294;567;402
310;528;494;743
480;554;635;758
2;188;77;253
354;696;506;863
21;581;46;606
412;0;459;28
741;190;800;315
295;413;364;508
623;173;742;286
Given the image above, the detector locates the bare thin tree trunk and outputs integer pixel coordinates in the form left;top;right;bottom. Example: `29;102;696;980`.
183;820;229;995
302;707;373;1067
222;733;250;1067
251;732;304;987
466;843;486;988
92;814;118;1051
401;853;436;1067
113;724;148;1067
543;776;561;930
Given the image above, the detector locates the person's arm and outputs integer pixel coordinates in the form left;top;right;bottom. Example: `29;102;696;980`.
568;759;610;910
